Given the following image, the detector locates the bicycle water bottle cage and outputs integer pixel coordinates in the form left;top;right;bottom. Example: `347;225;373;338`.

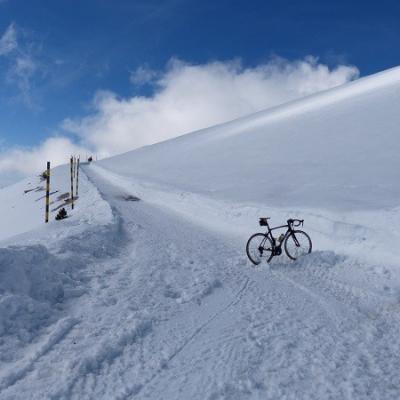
259;217;270;226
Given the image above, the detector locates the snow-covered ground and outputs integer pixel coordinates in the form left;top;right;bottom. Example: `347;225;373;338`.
1;66;400;399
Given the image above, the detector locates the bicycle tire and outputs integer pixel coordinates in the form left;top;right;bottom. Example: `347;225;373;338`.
284;230;312;260
246;233;274;265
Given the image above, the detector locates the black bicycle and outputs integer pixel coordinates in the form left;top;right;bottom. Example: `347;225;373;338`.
246;218;312;265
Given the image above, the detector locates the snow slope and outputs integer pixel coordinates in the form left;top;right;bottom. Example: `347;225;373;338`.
98;66;400;210
1;67;400;400
93;66;400;267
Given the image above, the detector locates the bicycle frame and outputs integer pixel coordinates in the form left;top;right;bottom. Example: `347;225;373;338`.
246;218;311;265
261;220;301;252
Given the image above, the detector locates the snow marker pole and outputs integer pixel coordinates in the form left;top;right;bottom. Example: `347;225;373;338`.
45;161;51;223
76;157;80;197
70;156;74;210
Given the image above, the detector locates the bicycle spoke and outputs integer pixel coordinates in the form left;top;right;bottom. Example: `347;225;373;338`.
285;231;312;260
246;234;273;265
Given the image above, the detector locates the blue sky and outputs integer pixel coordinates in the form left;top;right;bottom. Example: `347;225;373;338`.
0;0;399;179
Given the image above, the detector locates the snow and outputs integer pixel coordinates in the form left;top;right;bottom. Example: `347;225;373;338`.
1;67;400;399
0;164;113;244
0;164;114;395
97;65;400;210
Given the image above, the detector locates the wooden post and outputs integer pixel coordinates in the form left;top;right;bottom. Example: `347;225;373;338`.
70;156;74;210
76;157;80;197
45;161;50;223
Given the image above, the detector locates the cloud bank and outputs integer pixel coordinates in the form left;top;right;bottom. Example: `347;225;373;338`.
0;137;86;176
0;56;359;182
64;57;359;157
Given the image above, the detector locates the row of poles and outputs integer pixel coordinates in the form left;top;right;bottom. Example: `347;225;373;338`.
45;156;80;223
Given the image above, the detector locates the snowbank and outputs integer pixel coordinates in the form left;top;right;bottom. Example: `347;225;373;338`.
0;163;116;376
0;245;63;339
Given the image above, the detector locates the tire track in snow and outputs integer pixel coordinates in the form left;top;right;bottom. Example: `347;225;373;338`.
117;277;250;400
52;320;153;400
167;277;250;364
270;270;343;330
272;256;399;332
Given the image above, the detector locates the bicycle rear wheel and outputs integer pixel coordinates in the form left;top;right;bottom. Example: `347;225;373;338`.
284;230;312;260
246;233;274;265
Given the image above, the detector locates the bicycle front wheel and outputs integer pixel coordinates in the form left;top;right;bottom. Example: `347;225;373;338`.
284;230;312;260
246;233;274;265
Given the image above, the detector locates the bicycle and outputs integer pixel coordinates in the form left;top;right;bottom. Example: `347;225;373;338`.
246;218;312;265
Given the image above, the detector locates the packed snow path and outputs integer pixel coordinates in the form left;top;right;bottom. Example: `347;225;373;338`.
1;167;400;400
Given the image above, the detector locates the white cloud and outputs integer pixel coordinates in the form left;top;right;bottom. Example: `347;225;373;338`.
0;23;17;56
63;56;359;157
6;54;38;106
0;22;39;107
0;56;359;182
130;65;158;85
0;137;87;178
